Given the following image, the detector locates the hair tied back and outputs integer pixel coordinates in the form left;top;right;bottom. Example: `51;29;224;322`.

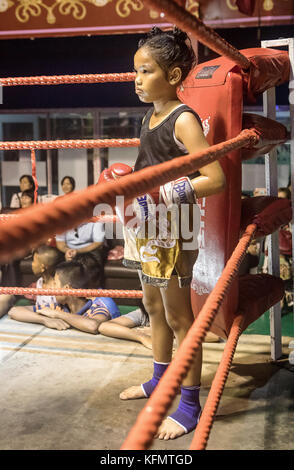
172;27;188;42
147;26;165;38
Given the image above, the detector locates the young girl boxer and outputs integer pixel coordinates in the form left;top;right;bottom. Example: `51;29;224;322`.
116;27;226;440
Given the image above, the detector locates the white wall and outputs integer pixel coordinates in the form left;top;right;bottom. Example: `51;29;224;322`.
242;163;290;192
108;147;138;168
1;156;47;186
58;148;88;194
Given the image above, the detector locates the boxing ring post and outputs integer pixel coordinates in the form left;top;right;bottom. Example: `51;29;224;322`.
261;38;294;361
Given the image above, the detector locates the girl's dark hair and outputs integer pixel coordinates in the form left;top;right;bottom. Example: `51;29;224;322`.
19;174;35;191
61;176;76;191
138;27;196;81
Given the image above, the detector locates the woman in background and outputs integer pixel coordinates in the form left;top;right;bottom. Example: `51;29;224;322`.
10;175;35;208
61;176;75;195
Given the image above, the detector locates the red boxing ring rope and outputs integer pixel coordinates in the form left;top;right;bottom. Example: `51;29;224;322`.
0;137;140;150
190;314;244;450
0;72;136;87
0;286;143;299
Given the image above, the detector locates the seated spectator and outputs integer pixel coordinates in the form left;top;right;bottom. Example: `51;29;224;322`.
10;175;35;208
20;190;34;209
56;221;107;285
8;245;65;329
61;176;75;196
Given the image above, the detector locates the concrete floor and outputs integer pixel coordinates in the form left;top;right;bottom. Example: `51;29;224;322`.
0;313;293;450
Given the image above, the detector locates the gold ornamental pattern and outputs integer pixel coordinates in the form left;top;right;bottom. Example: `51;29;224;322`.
116;0;143;18
0;0;145;23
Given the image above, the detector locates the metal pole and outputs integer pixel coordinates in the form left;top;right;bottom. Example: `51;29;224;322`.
262;86;282;361
261;38;294;360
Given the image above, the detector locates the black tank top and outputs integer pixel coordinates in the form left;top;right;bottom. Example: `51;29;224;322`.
134;104;202;176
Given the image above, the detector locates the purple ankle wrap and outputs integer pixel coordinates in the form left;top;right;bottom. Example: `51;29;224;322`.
169;386;201;433
141;362;169;397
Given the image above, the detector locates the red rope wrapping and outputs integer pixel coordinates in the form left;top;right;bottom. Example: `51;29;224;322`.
0;72;136;87
0;286;142;299
0;129;259;262
0;138;140;151
30;149;39;204
143;0;251;70
121;223;256;450
190;314;244;450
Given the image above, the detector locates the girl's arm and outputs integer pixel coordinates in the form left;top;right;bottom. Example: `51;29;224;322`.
175;112;226;198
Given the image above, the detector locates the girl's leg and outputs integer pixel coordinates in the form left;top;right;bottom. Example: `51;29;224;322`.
161;276;202;386
119;281;174;400
98;315;152;349
156;276;202;440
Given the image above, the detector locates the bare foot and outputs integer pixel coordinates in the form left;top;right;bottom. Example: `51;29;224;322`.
43;318;70;330
137;332;152;350
155;418;186;440
119;385;146;400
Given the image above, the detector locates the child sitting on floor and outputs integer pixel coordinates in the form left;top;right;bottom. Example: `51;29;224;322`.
8;245;66;329
36;260;152;349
